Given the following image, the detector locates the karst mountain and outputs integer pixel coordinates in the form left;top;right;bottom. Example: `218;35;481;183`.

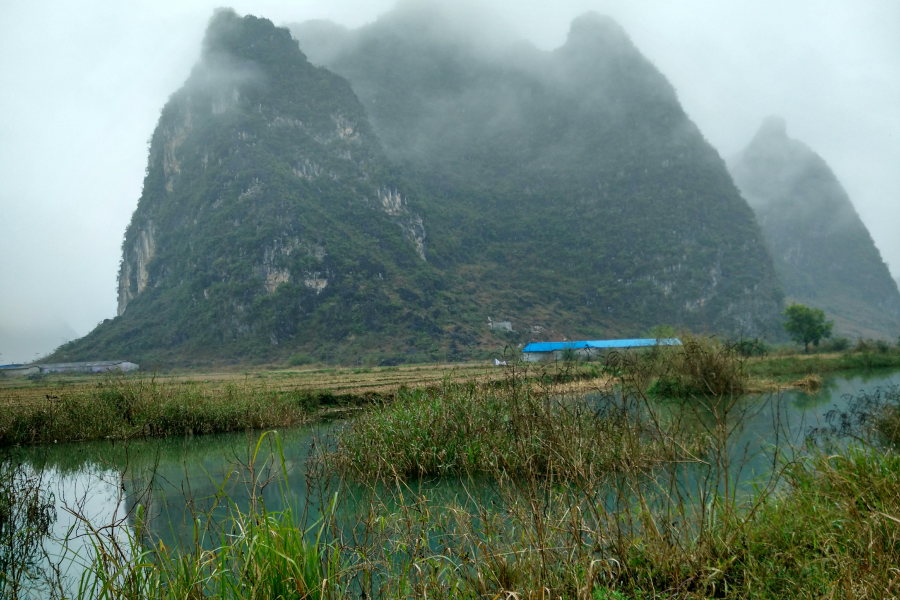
52;7;784;366
730;117;900;340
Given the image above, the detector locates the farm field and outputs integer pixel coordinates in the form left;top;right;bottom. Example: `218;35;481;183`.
0;361;502;407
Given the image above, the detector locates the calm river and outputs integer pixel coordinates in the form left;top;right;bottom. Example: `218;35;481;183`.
10;368;900;596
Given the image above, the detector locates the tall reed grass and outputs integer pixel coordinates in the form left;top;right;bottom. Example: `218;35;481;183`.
330;377;696;481
0;454;57;597
70;432;348;599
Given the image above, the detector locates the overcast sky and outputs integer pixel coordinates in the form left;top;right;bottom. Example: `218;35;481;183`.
1;0;898;362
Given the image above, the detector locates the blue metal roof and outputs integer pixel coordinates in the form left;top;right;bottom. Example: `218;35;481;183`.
523;338;681;353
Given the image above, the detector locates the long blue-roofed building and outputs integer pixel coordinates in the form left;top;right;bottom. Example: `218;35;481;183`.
522;338;681;362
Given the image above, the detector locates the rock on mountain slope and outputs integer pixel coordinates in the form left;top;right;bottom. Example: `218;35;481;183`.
52;7;786;367
291;5;784;341
730;117;900;340
51;10;452;366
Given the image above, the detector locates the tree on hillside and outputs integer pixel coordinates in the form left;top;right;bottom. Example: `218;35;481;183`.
783;303;834;352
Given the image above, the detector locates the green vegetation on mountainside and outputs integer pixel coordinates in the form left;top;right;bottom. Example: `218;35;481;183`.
292;6;784;339
731;117;900;341
50;11;488;366
52;7;785;367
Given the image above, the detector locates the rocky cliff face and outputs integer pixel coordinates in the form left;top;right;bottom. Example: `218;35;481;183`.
730;117;900;340
54;10;446;365
117;222;155;315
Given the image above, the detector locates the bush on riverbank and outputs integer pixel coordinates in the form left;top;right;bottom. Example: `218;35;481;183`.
643;335;748;398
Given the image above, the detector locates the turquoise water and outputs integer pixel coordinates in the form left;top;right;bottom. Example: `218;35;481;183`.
10;368;900;595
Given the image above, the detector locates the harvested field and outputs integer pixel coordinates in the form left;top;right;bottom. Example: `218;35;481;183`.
0;362;500;408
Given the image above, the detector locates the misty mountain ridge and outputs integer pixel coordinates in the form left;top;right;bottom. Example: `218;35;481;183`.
730;117;900;340
51;7;784;366
290;5;784;332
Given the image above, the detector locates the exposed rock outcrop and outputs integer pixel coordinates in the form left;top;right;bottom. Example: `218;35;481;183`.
117;222;155;316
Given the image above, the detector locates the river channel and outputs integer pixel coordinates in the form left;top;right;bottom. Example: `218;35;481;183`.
9;368;900;596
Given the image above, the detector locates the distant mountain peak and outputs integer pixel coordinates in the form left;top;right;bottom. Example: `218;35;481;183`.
51;9;441;365
566;12;631;47
731;118;900;339
200;9;302;63
756;115;788;141
51;7;788;366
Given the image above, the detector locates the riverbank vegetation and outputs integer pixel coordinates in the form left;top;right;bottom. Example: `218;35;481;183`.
3;336;900;448
0;362;602;448
47;348;899;598
3;340;900;597
0;376;327;447
746;339;900;378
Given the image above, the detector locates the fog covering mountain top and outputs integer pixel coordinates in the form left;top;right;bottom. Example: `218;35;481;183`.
291;6;784;334
51;7;783;366
730;117;900;340
293;8;685;184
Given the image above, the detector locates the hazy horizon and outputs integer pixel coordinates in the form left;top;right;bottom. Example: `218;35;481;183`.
1;0;898;362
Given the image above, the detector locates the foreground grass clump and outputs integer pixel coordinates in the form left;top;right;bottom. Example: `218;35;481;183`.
721;446;900;596
331;377;686;480
441;446;900;599
0;375;324;446
72;434;348;600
